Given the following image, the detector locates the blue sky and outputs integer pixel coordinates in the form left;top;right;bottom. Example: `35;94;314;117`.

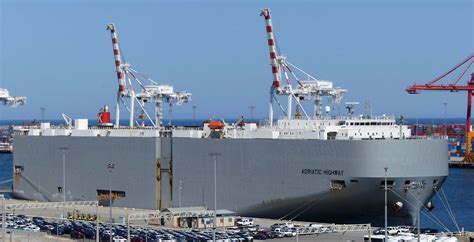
0;0;472;121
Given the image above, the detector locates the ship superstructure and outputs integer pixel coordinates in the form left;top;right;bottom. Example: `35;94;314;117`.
11;10;448;227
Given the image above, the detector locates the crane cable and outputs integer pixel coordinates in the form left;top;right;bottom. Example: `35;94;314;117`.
453;61;473;86
426;55;474;86
435;188;461;233
388;188;451;233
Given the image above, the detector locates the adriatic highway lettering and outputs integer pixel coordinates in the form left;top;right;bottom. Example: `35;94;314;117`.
301;169;344;176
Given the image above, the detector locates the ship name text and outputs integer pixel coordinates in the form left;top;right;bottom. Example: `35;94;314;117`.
301;168;344;176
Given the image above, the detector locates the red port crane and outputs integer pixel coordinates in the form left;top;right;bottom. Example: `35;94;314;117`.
406;54;474;156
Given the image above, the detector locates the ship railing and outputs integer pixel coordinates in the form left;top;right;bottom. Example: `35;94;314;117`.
294;223;372;236
408;135;448;140
164;126;203;131
278;115;395;121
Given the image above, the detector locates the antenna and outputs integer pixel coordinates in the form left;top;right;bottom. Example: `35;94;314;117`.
345;102;359;116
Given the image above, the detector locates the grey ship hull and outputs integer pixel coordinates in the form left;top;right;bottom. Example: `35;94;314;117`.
13;136;448;226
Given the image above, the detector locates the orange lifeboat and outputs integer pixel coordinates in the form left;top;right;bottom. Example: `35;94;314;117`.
209;120;225;130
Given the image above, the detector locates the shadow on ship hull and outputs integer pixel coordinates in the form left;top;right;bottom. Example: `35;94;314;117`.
241;176;446;226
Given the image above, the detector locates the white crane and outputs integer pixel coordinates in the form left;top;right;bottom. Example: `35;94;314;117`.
0;88;26;107
106;23;191;128
260;8;346;124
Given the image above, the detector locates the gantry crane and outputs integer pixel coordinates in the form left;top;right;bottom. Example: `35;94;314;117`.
106;23;191;128
260;8;346;125
406;55;474;156
0;88;26;107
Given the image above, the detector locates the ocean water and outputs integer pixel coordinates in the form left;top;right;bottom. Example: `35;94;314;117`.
0;119;473;232
422;168;474;232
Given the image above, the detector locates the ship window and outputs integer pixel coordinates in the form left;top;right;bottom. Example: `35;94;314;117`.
380;180;395;189
14;165;24;174
330;180;346;190
350;179;359;183
405;180;411;185
57;187;63;193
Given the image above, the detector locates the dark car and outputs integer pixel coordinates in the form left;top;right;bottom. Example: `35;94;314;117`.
51;226;65;235
253;233;267;240
71;230;84;239
84;227;97;239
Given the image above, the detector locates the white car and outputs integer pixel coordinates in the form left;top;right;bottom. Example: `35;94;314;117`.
25;225;40;232
113;236;126;242
235;218;253;226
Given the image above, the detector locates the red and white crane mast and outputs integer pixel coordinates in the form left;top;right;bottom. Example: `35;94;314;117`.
106;23;128;127
260;8;282;126
105;23;191;128
260;8;346;124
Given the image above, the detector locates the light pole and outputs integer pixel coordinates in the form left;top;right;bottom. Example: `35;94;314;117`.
249;106;255;121
178;181;182;208
417;191;421;242
107;163;115;242
1;194;5;242
443;102;448;136
59;147;68;218
168;103;173;126
40;107;45;122
384;167;388;242
193;105;197;126
209;152;221;242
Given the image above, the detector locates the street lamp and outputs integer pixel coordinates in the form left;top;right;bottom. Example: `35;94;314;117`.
59;148;68;202
107;163;115;242
40;107;45;122
1;194;5;242
193;105;197;126
384;167;388;242
178;181;182;208
443;102;448;136
208;152;221;242
59;147;68;218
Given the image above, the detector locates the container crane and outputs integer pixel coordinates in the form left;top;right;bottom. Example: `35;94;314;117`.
106;23;191;128
260;8;346;126
406;54;474;156
0;88;26;107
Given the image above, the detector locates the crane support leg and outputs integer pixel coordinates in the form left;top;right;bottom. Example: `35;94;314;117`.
466;90;472;154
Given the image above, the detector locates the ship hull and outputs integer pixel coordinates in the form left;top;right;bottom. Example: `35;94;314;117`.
13;135;448;226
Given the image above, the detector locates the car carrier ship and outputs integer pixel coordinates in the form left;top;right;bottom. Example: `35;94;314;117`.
11;9;448;226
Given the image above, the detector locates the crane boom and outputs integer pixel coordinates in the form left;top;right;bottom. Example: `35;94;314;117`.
106;23;126;95
260;8;281;90
406;55;474;157
0;88;26;107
